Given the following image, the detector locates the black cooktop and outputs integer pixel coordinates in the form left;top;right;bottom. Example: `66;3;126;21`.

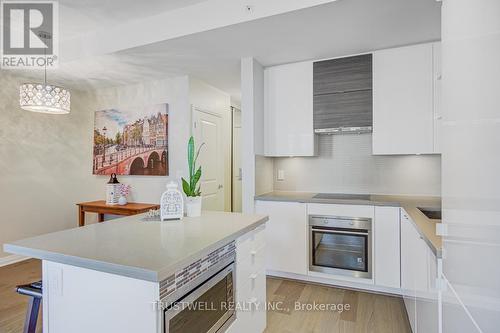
312;193;371;201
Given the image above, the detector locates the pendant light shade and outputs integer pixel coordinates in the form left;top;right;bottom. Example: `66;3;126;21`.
19;83;71;114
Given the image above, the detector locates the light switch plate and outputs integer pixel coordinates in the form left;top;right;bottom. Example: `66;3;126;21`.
277;169;285;181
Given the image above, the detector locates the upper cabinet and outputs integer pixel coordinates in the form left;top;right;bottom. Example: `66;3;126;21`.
263;42;441;156
264;61;316;156
314;54;372;93
313;54;373;133
372;42;441;155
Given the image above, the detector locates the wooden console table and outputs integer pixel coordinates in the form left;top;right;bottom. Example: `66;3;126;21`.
77;200;160;227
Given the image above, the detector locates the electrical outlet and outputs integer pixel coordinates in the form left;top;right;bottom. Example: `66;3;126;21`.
277;169;285;181
49;267;63;296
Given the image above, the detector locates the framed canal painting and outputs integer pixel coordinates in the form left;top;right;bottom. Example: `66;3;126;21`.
93;103;168;176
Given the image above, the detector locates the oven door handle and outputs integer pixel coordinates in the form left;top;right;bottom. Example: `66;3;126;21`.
311;228;369;236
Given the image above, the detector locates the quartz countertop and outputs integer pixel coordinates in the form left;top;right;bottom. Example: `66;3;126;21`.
4;211;268;282
255;191;442;257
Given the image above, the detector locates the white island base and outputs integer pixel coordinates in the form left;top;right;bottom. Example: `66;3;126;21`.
5;212;267;333
42;225;266;333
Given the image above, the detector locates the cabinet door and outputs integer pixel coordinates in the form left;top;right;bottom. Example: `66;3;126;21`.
255;200;308;275
401;209;432;333
433;42;442;153
373;43;434;155
314;54;372;94
416;246;439;333
313;90;372;130
374;207;400;288
264;61;316;156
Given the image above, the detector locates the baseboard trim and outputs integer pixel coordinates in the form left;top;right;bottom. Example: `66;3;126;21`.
0;254;29;267
267;269;403;297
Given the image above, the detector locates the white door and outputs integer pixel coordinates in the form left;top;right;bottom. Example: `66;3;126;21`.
193;107;224;211
232;107;242;212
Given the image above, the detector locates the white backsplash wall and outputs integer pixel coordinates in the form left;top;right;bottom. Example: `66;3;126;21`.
255;155;274;196
273;134;441;196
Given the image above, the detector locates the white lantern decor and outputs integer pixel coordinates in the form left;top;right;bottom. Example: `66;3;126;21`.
160;181;184;220
106;173;121;205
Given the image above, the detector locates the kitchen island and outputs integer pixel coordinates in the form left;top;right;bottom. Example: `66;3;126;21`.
4;211;268;333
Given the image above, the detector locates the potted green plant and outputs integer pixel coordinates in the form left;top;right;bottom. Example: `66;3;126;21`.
181;136;204;217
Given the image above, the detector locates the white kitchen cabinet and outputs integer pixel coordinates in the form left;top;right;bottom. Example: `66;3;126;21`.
433;42;442;153
255;200;308;275
416;245;439;333
373;43;441;155
229;225;267;333
374;206;400;288
264;61;317;156
401;209;439;333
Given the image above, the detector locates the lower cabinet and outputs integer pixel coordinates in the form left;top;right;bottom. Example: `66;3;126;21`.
401;209;439;333
227;225;267;333
255;201;402;291
255;200;308;275
374;206;401;288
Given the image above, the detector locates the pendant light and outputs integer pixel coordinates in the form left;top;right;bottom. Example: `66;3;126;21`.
19;32;71;114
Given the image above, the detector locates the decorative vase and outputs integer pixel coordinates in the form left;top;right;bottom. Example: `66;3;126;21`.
118;196;127;206
185;196;202;217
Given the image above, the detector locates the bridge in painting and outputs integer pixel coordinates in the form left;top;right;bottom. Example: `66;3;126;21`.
93;146;168;175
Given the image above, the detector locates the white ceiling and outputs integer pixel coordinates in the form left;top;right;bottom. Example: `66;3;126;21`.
59;0;209;40
12;0;441;102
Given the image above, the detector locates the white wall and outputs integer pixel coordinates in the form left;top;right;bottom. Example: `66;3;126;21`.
189;78;232;211
0;74;231;259
89;76;191;204
255;156;274;196
0;72;102;259
241;57;265;213
273;134;441;196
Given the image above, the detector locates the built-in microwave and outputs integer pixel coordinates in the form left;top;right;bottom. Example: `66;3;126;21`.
163;260;235;333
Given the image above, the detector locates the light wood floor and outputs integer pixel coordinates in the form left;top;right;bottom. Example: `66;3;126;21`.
0;259;42;333
265;277;411;333
0;260;410;333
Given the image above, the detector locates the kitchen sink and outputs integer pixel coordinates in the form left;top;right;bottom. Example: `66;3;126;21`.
417;207;442;220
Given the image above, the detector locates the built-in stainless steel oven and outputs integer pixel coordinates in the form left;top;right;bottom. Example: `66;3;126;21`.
309;215;372;279
163;260;235;333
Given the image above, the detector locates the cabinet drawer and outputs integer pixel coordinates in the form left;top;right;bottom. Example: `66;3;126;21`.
236;267;266;302
234;271;266;332
236;252;265;295
236;226;265;263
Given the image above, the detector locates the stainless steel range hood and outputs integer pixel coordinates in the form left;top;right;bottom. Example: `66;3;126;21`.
313;54;373;135
314;126;372;135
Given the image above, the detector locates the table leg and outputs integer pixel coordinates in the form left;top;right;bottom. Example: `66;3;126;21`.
98;213;105;223
78;206;85;227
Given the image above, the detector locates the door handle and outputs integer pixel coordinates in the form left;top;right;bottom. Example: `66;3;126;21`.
218;184;223;189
